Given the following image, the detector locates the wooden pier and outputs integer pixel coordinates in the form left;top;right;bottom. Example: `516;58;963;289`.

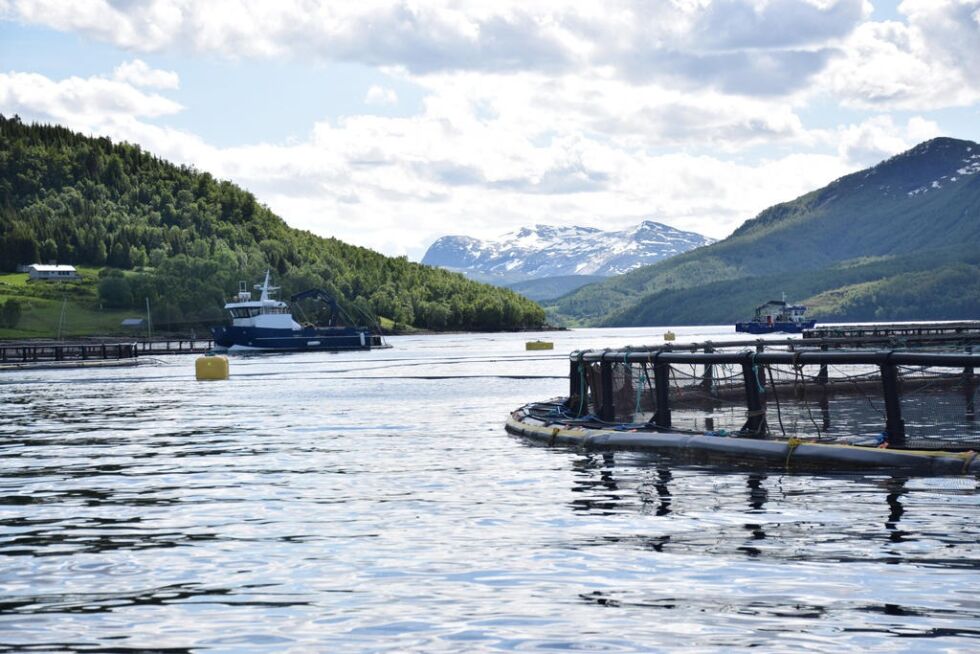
136;338;214;355
0;338;214;368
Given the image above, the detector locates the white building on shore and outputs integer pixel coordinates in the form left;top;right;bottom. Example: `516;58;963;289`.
27;264;81;281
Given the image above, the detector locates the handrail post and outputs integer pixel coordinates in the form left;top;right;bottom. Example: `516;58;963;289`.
741;352;767;436
880;354;906;448
569;358;583;417
653;353;672;429
700;344;714;393
966;346;975;421
600;355;614;422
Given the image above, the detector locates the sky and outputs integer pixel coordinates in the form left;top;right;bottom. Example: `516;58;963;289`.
1;1;979;261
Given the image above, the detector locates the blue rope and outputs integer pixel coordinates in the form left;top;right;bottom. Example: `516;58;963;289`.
750;351;766;393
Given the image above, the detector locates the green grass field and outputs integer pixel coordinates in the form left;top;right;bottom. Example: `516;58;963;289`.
0;268;141;339
0;267;409;339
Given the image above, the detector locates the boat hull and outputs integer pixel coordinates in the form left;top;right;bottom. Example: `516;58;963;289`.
735;320;815;334
210;325;387;352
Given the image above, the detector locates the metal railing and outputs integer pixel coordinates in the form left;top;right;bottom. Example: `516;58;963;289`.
567;340;979;451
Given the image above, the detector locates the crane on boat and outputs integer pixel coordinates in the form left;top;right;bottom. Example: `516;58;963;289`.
289;288;342;327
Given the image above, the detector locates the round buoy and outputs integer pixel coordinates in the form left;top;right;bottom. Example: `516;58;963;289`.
196;354;229;380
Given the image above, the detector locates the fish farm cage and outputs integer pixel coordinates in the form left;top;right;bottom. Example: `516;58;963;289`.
546;336;980;453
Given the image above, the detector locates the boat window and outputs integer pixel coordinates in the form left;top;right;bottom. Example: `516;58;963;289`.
229;308;264;318
230;306;293;318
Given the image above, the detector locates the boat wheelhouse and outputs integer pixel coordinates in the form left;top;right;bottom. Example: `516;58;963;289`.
736;298;815;334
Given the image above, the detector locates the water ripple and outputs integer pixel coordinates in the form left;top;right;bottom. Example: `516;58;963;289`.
1;330;979;652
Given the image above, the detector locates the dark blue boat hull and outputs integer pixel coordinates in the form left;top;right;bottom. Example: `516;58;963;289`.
735;320;815;334
211;325;385;351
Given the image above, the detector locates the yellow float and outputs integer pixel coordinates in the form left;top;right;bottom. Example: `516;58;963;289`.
526;340;554;351
195;354;229;380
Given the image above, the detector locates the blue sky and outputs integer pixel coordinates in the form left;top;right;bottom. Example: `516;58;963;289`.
0;23;427;145
2;1;979;259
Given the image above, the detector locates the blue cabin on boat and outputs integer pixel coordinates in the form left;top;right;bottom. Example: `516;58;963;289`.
735;298;815;334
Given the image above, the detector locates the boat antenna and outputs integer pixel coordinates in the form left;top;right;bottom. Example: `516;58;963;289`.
255;270;280;302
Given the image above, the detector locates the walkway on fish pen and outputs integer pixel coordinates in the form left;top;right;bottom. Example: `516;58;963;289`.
0;338;214;370
803;320;980;342
510;333;980;474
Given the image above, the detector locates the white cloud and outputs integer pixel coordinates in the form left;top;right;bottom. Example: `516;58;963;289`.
836;114;942;165
0;71;183;127
690;0;870;49
1;3;974;260
5;0;184;51
819;1;980;109
0;63;869;258
901;0;980;72
2;0;870;96
113;59;180;89
364;84;398;105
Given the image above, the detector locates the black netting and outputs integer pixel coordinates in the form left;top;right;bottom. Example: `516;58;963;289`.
899;366;979;450
572;346;980;450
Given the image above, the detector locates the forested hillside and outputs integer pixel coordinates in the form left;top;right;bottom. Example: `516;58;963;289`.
0;116;545;332
548;137;980;326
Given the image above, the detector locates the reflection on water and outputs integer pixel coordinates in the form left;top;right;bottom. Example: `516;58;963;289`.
885;477;908;544
1;328;979;652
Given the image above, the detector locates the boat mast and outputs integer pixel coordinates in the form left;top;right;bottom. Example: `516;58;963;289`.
257;270;272;302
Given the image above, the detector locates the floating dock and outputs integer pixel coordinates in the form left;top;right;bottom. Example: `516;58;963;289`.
508;333;980;475
0;338;214;369
508;409;980;475
804;321;980;342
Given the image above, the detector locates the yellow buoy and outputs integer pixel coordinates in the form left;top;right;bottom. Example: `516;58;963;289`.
663;331;676;341
196;354;229;380
526;340;554;351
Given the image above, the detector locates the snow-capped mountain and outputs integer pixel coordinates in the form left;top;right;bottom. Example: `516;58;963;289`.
422;221;714;283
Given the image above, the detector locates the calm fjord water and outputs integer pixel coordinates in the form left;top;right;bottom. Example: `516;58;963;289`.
1;327;979;653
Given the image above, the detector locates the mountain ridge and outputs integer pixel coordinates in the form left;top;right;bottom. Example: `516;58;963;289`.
546;137;980;326
422;220;714;284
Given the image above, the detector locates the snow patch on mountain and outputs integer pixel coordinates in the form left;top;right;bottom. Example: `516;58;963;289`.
422;221;714;282
905;145;980;197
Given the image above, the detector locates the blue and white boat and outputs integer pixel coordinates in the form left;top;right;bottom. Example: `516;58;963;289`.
210;271;388;352
735;297;815;334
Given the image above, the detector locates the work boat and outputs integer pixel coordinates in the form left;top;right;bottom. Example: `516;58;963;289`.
210;271;388;352
735;297;815;334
